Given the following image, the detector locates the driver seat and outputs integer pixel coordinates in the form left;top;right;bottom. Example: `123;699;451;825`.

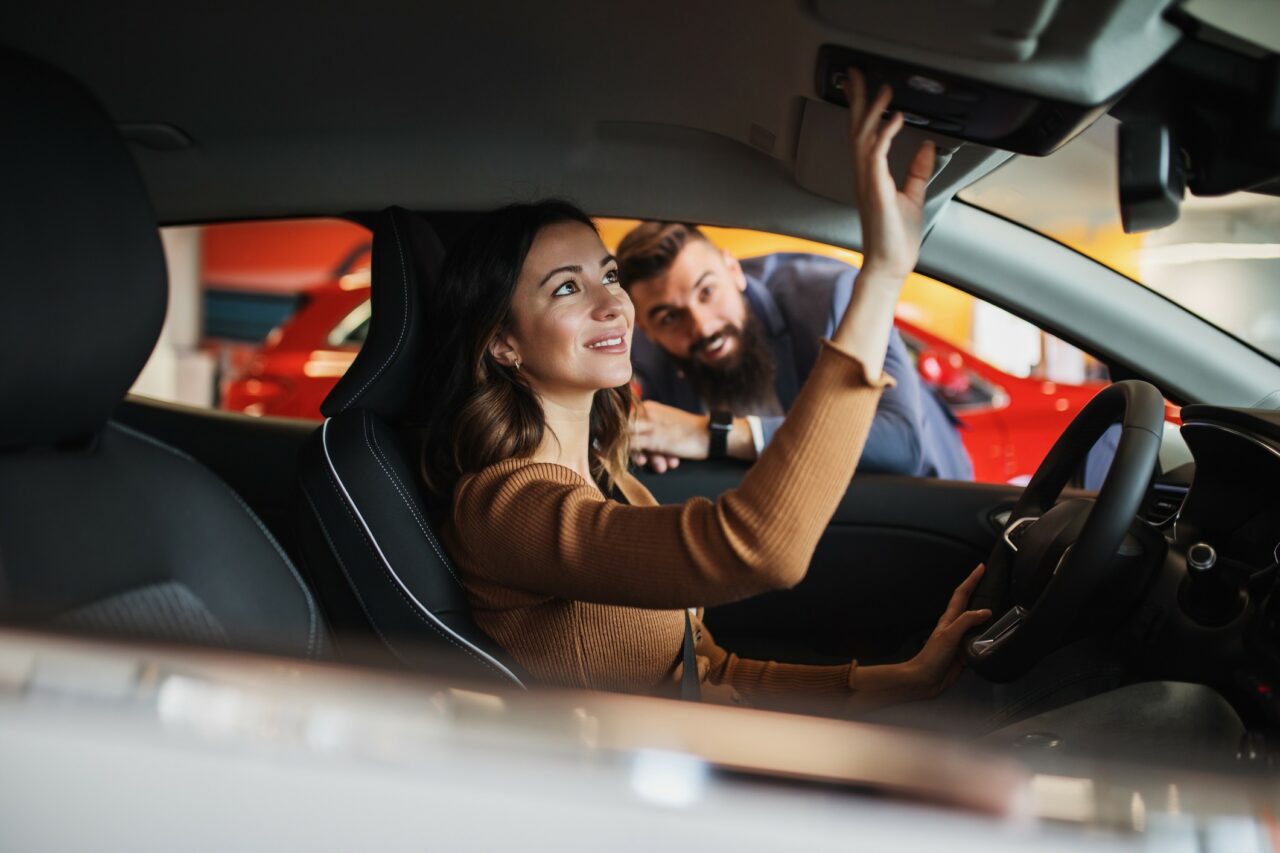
295;207;526;687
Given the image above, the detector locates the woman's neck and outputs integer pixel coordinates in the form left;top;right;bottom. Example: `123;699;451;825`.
531;390;596;485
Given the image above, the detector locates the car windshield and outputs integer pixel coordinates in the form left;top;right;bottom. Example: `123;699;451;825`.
959;116;1280;363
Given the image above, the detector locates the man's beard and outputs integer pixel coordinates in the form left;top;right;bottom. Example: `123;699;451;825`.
673;312;779;413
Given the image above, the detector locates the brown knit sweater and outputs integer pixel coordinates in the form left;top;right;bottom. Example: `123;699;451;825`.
443;341;892;708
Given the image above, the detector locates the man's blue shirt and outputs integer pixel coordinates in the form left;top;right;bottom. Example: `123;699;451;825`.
631;253;974;480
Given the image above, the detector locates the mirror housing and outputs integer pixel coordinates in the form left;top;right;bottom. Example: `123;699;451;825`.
1118;120;1185;233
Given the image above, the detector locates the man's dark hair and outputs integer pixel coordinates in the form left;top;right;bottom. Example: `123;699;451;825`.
615;221;710;289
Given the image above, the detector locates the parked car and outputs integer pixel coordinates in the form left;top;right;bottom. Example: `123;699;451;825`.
221;250;371;418
894;318;1108;483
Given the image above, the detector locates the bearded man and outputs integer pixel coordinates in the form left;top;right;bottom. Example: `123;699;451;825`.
618;221;973;480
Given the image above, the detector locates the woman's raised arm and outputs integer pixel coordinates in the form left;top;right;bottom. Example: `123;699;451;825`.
830;68;935;381
452;71;935;610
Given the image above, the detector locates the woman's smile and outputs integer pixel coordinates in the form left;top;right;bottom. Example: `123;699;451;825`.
585;329;629;355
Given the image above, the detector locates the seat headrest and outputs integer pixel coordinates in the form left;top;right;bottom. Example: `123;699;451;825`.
321;207;445;419
0;50;167;450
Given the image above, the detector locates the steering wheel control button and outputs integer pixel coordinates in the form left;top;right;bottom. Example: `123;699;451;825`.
1002;516;1040;553
970;605;1027;656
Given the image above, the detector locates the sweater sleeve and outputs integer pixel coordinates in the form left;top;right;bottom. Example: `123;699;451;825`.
452;341;891;609
692;615;856;705
851;328;926;474
710;651;856;701
759;328;924;476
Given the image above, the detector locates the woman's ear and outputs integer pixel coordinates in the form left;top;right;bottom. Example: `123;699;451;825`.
488;333;521;369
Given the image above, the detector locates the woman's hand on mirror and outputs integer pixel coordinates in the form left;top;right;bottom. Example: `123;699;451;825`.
843;67;935;281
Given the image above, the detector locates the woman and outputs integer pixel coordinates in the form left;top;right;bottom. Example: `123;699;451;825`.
422;71;990;713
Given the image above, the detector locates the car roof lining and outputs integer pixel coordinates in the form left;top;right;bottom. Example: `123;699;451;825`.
1;0;1182;228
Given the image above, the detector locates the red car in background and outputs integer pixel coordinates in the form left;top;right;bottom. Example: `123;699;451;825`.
221;250;371;418
894;322;1106;483
222;268;1125;483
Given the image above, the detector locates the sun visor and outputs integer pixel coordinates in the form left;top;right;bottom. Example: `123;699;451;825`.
794;97;955;207
794;97;1013;223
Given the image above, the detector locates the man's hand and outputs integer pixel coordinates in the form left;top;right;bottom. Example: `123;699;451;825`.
630;401;709;472
631;450;682;473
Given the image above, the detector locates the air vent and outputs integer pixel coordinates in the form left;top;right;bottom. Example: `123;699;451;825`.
1142;482;1188;526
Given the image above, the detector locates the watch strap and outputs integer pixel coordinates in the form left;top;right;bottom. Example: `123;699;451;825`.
708;409;733;459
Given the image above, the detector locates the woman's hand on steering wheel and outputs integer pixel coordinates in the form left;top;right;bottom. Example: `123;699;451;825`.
848;565;991;708
903;564;992;699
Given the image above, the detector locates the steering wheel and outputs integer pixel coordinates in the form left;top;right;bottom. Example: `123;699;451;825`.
963;380;1166;682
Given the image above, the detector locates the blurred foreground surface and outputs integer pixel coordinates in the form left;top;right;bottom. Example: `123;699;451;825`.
0;629;1275;852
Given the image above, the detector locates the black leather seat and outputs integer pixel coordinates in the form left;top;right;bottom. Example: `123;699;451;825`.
0;49;325;659
296;207;526;687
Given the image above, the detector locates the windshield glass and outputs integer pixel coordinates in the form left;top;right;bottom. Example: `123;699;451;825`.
960;116;1280;362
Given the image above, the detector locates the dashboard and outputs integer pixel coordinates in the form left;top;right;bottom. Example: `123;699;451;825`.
1159;405;1280;729
1177;406;1280;574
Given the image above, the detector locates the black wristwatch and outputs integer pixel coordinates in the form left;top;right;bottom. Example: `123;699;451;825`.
707;409;734;459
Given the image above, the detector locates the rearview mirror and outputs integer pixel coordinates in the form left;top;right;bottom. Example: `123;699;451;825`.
1118;120;1185;233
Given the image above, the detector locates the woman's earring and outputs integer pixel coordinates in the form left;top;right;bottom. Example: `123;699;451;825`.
512;357;521;372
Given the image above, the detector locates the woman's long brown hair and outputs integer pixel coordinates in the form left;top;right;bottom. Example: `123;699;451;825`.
419;201;634;501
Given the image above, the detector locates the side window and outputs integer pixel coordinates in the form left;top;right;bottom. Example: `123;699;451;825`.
137;215;1131;482
597;218;1118;486
135;218;372;420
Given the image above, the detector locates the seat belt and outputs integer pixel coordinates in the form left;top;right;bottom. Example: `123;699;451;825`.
682;609;701;701
609;478;699;702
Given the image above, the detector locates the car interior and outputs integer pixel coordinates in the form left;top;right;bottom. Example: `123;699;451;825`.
3;0;1280;764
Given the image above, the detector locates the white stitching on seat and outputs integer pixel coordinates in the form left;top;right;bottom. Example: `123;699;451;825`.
310;463;454;669
321;451;509;680
300;482;410;666
336;212;409;413
363;412;461;585
321;419;525;687
108;421;322;659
